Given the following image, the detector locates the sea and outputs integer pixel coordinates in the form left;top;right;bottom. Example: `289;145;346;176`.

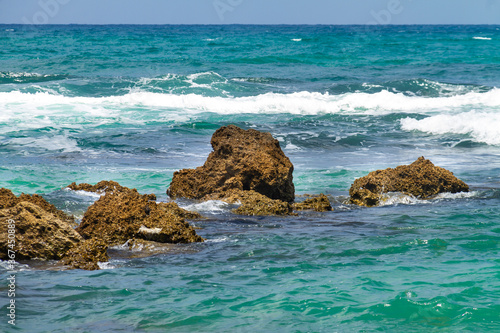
0;25;499;332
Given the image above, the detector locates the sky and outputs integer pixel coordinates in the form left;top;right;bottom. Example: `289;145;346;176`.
0;0;500;25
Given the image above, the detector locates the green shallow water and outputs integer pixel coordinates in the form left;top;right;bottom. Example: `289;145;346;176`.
1;25;500;332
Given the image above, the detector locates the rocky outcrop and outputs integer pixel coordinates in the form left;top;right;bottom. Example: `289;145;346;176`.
168;125;295;202
0;201;82;260
293;194;333;212
349;157;469;207
67;180;130;195
60;239;109;271
76;188;203;245
0;188;74;225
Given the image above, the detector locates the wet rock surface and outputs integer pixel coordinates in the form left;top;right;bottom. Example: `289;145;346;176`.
67;180;130;195
207;189;295;216
168;125;295;202
60;238;109;271
293;194;333;212
0;201;82;260
0;187;75;225
349;157;470;207
76;187;204;246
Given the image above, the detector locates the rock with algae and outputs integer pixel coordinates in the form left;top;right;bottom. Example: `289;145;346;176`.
349;157;469;207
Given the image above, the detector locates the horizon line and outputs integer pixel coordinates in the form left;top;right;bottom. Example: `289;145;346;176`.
1;23;500;26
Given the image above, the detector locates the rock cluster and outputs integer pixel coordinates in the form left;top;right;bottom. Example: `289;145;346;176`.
168;125;295;203
1;127;473;272
0;182;204;270
349;157;469;207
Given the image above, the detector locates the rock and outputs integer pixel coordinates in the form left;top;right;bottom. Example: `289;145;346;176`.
0;188;75;225
0;188;19;209
349;157;470;207
0;202;82;260
206;189;295;216
60;239;109;271
293;194;333;212
76;189;203;245
67;180;131;195
167;125;295;202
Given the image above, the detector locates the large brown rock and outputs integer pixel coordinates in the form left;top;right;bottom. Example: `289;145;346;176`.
167;125;295;202
0;202;82;260
349;157;469;207
76;189;203;245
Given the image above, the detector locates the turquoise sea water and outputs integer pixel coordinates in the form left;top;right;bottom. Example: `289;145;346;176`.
0;25;499;332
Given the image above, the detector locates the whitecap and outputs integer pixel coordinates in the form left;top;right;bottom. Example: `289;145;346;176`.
63;188;102;199
180;200;230;213
291;38;302;42
400;111;500;145
473;36;492;40
97;262;115;269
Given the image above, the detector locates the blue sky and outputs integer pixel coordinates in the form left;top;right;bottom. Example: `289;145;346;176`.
1;0;500;24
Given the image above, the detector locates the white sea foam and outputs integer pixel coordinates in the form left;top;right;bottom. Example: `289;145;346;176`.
400;111;500;145
1;89;500;146
291;38;302;42
97;262;116;269
9;134;82;152
377;191;477;206
1;89;500;117
378;193;425;206
473;36;492;40
63;188;103;199
181;200;230;213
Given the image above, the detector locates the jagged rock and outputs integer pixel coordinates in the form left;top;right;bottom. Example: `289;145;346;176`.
293;194;333;212
0;188;75;225
168;125;295;202
76;189;203;245
60;239;109;271
0;202;82;260
67;180;130;195
0;188;19;209
349;157;470;207
206;189;295;216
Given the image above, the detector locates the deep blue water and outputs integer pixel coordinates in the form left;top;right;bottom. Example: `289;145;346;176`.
0;25;499;332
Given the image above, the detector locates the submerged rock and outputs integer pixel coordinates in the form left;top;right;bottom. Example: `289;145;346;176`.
293;194;333;212
76;188;203;245
206;189;295;216
168;125;295;202
349;157;469;207
60;239;109;271
0;201;82;260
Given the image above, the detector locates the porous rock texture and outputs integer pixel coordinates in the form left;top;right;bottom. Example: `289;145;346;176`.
75;187;203;246
67;180;130;195
60;238;109;271
0;187;75;225
0;201;82;260
349;157;469;207
206;189;295;216
293;194;333;212
167;125;295;202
